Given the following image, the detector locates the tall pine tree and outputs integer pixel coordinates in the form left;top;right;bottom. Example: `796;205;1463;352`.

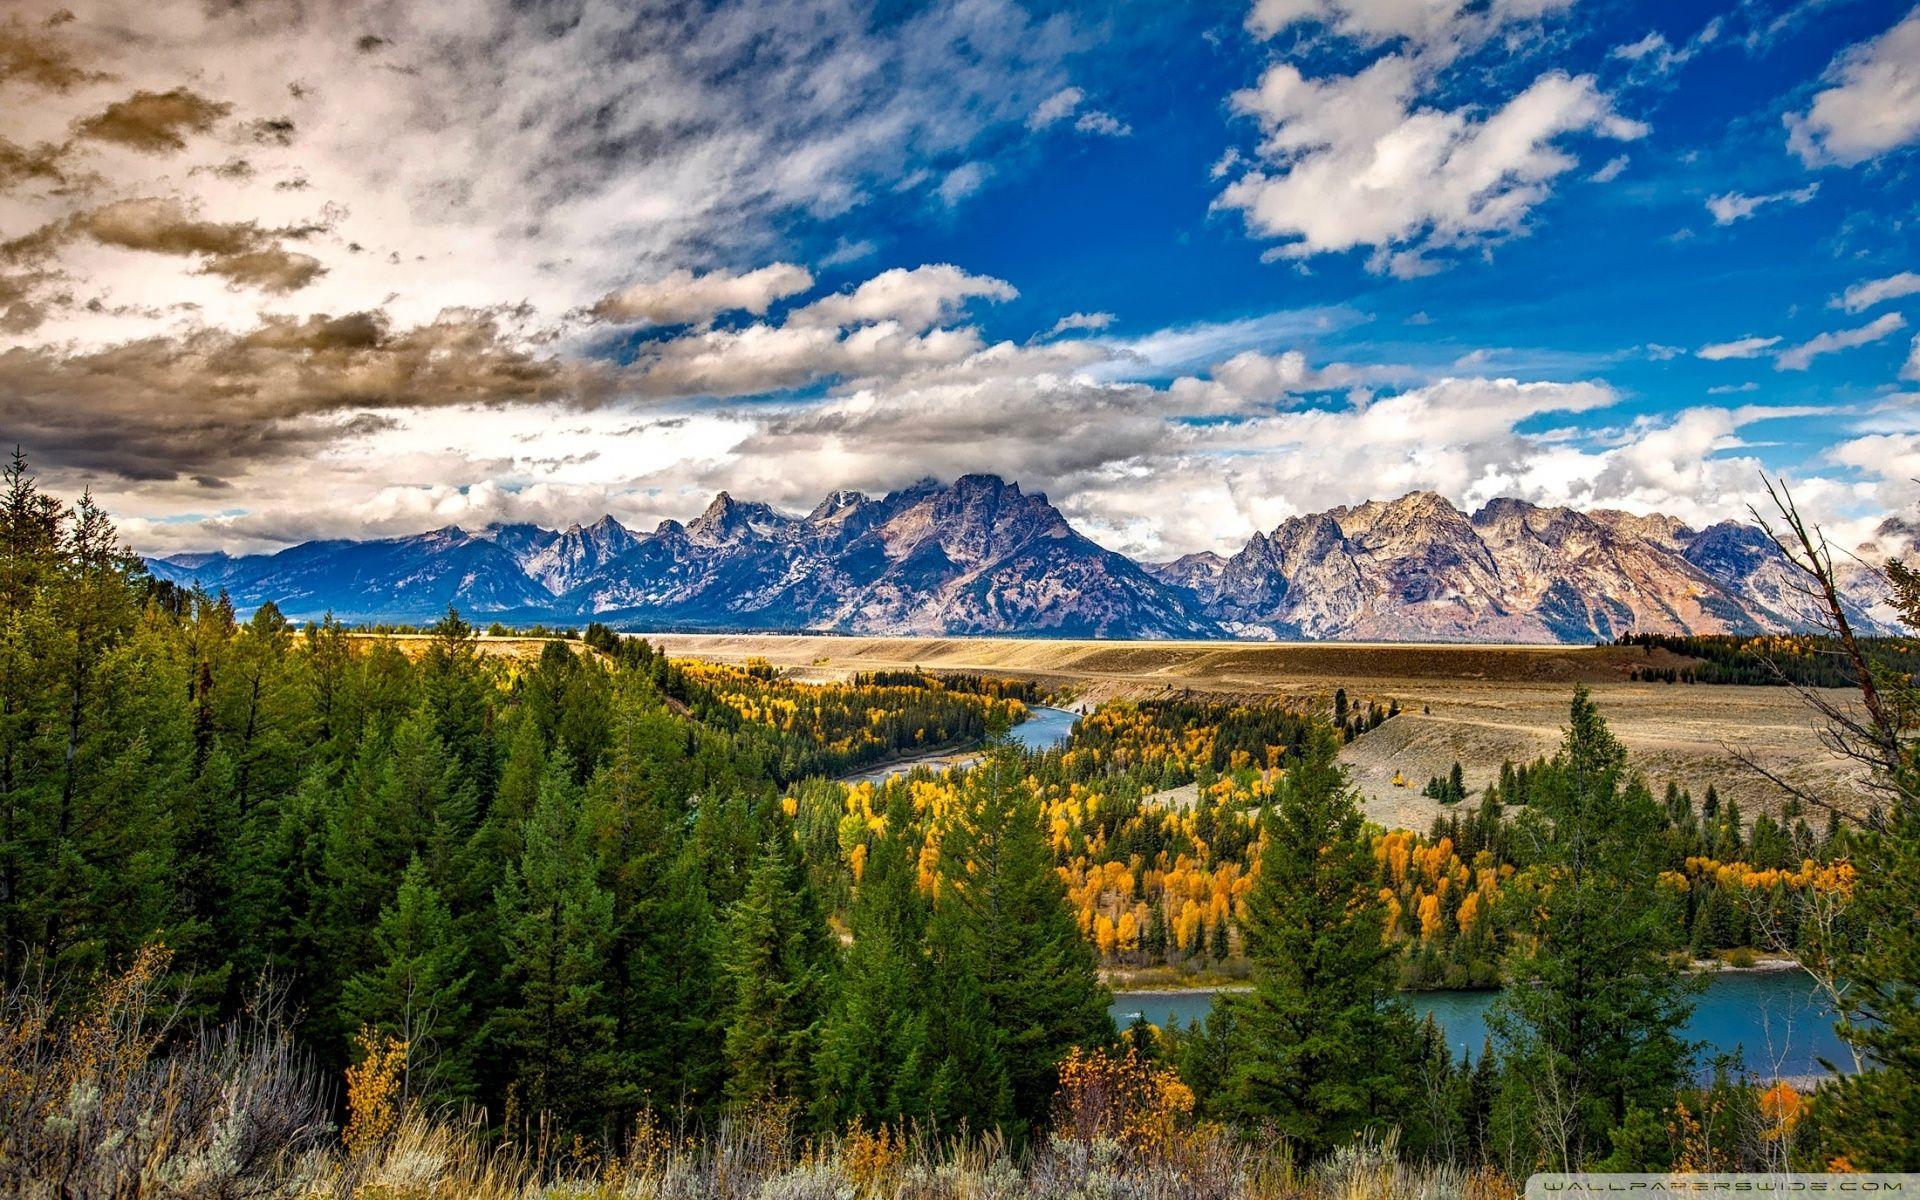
721;812;836;1108
1488;687;1695;1171
491;752;618;1130
924;754;1111;1140
1222;725;1417;1155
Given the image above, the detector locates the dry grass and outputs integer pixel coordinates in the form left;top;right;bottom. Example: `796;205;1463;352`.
645;634;1865;827
2;950;1521;1200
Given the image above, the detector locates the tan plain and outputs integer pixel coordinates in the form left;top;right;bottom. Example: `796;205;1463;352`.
641;633;1868;831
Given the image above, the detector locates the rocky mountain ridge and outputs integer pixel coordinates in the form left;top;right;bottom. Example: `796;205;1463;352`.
147;477;1893;641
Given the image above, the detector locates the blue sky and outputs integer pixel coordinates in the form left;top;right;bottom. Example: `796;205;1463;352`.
4;0;1919;558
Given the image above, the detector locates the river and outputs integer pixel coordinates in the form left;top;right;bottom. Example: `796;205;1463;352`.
841;704;1080;785
1113;970;1852;1079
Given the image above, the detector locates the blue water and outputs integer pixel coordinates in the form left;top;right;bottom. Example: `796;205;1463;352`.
844;705;1079;784
1113;970;1853;1079
1008;705;1080;751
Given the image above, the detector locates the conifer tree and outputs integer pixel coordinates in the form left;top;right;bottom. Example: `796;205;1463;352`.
341;854;475;1106
491;752;617;1129
814;792;931;1127
1223;725;1416;1155
924;754;1111;1138
1489;687;1694;1171
721;814;835;1108
587;699;724;1118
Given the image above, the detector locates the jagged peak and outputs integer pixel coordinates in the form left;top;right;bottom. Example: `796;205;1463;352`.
807;489;869;523
952;471;1018;495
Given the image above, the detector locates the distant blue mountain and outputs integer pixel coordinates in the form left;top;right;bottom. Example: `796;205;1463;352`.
146;476;1880;641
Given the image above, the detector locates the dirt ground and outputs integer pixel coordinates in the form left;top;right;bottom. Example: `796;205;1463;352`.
644;633;1869;829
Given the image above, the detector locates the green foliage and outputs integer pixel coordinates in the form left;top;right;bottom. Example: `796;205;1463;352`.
1488;687;1697;1172
925;756;1114;1141
1221;726;1418;1155
491;753;618;1129
721;816;836;1107
814;792;931;1128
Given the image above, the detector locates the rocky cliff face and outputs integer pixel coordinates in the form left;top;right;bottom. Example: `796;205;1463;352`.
568;474;1218;638
148;478;1891;641
1149;490;1890;641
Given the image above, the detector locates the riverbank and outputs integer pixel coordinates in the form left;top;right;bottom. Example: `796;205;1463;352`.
1112;969;1849;1078
836;705;1081;785
1102;951;1804;998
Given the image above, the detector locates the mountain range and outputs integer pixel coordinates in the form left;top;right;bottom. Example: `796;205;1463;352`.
145;474;1892;641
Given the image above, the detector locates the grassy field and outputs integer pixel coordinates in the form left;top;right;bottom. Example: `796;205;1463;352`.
643;633;1867;827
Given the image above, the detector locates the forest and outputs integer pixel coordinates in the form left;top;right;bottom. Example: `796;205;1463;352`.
1615;631;1920;687
3;451;1919;1197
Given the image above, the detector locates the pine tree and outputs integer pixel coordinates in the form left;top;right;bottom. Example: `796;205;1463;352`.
1223;725;1417;1155
340;855;475;1106
491;752;617;1130
586;701;724;1119
721;814;835;1108
924;754;1111;1139
1489;687;1695;1171
814;792;930;1127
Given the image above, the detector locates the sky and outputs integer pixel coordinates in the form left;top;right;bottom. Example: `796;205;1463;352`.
3;0;1920;562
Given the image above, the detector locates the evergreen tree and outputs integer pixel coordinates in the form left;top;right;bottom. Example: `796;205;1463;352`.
924;754;1111;1139
1489;688;1695;1171
721;814;836;1108
587;700;725;1118
340;855;475;1106
814;792;931;1127
491;753;617;1130
1222;725;1417;1155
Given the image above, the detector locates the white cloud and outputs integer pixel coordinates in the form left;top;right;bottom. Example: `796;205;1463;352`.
1775;313;1907;371
1697;335;1781;361
1589;154;1629;182
1026;84;1129;137
1904;334;1920;382
1048;311;1114;335
1028;86;1085;129
1029;87;1090;129
1786;7;1920;166
1608;18;1721;76
790;264;1016;333
1074;111;1132;137
1244;0;1575;49
935;161;992;205
1611;31;1668;61
1092;305;1368;376
591;264;814;326
1835;271;1920;313
2;0;1074;351
1216;59;1645;275
1705;183;1818;224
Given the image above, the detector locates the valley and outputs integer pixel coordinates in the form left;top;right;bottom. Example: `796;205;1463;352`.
643;632;1866;823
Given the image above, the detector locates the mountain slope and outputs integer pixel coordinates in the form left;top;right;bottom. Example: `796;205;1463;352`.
150;527;555;622
1151;491;1888;641
147;478;1893;641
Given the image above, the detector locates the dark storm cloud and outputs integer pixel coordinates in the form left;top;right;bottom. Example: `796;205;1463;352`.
71;88;233;153
0;12;97;92
0;309;615;485
3;197;331;295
